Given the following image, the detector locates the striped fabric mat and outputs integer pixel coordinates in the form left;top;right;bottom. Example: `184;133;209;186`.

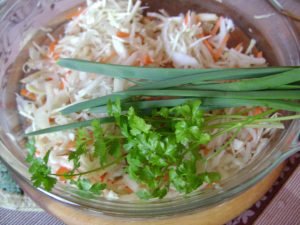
0;159;41;211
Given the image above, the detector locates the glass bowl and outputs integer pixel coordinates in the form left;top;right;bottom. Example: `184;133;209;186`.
0;0;300;220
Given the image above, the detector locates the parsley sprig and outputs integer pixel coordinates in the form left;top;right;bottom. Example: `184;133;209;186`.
26;139;56;191
25;100;298;200
108;100;219;199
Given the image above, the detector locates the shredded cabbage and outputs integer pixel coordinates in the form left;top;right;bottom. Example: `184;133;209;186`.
18;0;272;200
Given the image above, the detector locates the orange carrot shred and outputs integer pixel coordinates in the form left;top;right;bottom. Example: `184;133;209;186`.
59;81;64;90
141;54;153;66
210;17;222;36
184;12;190;26
101;51;117;63
203;40;216;59
256;51;263;58
213;33;230;61
124;186;133;194
49;40;58;53
20;89;36;101
56;167;71;181
53;51;61;61
196;33;204;38
252;107;264;116
116;31;130;38
100;173;107;182
197;33;217;59
202;147;211;156
66;141;76;149
48;39;61;60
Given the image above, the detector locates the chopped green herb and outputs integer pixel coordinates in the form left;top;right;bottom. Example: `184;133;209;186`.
73;178;106;198
25;99;300;199
26;139;57;191
92;120;108;166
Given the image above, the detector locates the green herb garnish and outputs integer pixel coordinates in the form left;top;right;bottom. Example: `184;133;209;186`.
26;139;57;191
24;60;300;199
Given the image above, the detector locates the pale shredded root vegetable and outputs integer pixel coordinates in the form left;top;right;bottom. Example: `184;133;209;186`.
18;0;272;200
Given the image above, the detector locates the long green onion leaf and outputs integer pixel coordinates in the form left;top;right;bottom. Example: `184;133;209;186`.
61;95;129;114
177;69;300;91
61;90;300;114
25;117;114;136
202;98;300;112
58;58;219;80
58;59;295;83
129;67;297;90
89;98;213;113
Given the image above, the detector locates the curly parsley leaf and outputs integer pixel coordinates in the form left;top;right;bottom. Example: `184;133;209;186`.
128;107;151;136
26;100;221;199
107;98;122;125
108;140;122;158
116;101;215;199
72;178;106;198
26;139;57;191
92;120;107;166
169;158;204;194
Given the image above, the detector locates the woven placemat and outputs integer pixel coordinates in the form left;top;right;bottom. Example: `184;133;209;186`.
0;159;42;211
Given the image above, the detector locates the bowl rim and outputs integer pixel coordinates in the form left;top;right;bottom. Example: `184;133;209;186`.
0;0;300;218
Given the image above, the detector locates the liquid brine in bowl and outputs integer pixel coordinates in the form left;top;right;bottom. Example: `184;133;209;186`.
0;0;299;218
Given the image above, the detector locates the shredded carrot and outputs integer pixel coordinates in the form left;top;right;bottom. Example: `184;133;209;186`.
124;186;133;194
213;33;230;61
141;54;153;66
204;40;215;57
66;141;76;149
56;167;71;181
197;33;217;59
48;117;55;123
49;40;58;53
65;8;84;20
116;31;130;38
256;51;263;58
53;51;61;61
252;107;264;116
45;77;53;81
184;12;190;26
206;184;213;188
20;89;36;101
202;147;211;156
101;51;117;63
196;33;204;39
59;81;64;90
234;42;244;51
210;17;222;36
99;173;107;182
48;39;61;60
